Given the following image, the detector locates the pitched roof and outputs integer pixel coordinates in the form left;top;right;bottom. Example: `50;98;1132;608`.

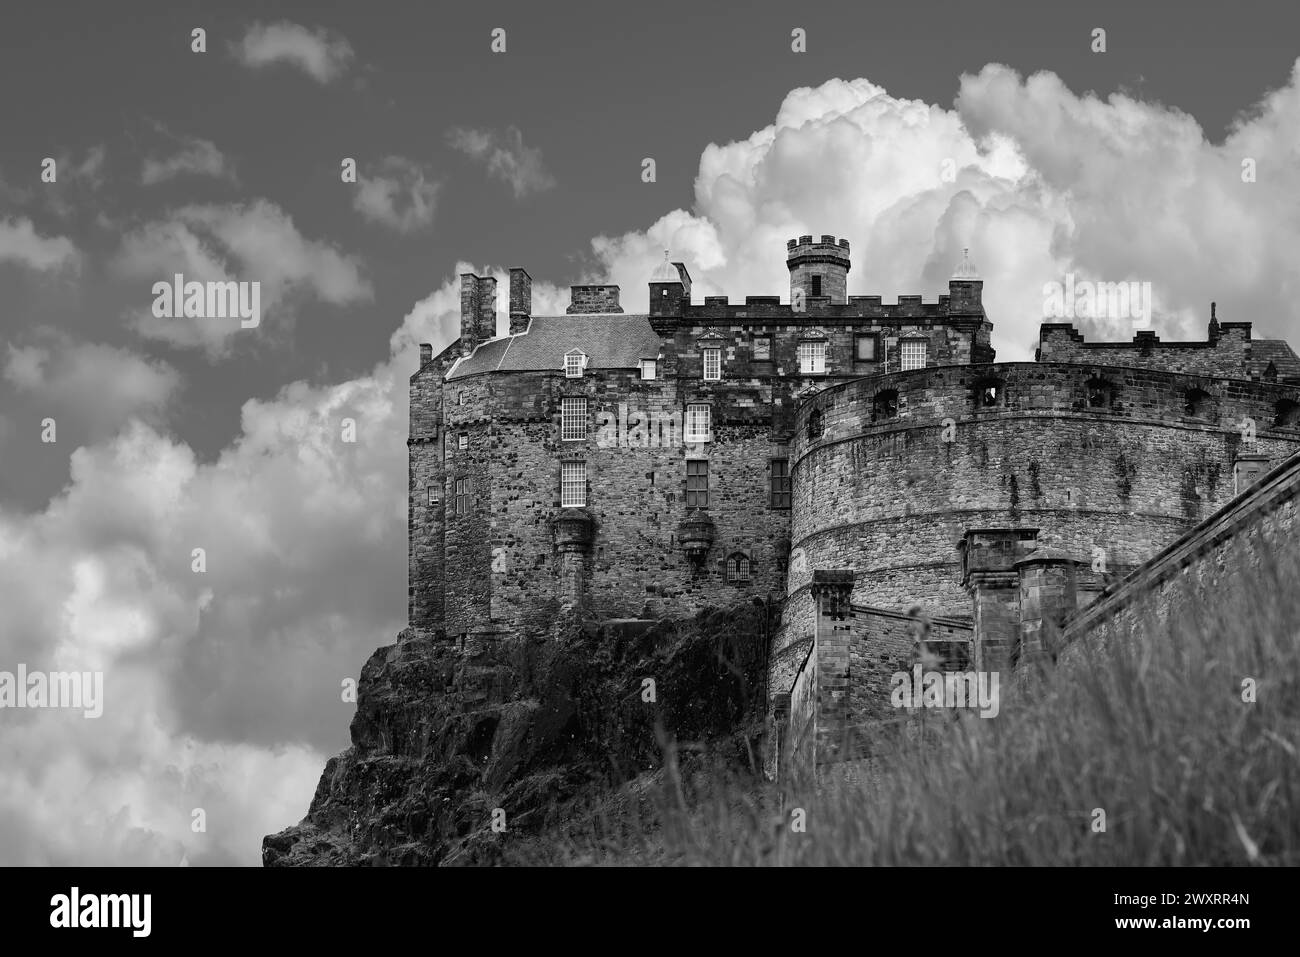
1251;339;1300;381
447;314;663;379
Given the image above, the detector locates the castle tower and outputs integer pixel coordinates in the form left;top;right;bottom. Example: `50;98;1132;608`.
787;234;850;305
649;250;690;318
948;247;983;316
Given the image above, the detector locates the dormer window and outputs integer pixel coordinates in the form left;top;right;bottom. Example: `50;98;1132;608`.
564;350;587;378
703;347;722;381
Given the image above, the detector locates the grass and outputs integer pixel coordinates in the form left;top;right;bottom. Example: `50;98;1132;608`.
510;539;1300;866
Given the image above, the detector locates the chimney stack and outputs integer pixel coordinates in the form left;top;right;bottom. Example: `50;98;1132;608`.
509;267;532;335
459;274;497;355
567;285;623;314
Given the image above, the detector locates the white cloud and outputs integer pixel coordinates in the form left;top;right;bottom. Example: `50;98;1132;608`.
0;354;409;863
8;63;1300;867
4;334;180;441
111;199;372;357
353;156;439;233
447;126;556;198
583;64;1300;359
0;218;79;271
232;21;354;84
143;134;233;186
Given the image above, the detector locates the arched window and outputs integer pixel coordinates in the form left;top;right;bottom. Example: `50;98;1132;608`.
726;552;752;584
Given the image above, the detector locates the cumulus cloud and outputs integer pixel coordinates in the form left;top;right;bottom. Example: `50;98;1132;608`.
0;362;409;863
142;132;233;186
4;333;181;441
447;126;556;198
353;156;440;233
0;218;79;271
111;199;372;357
583;65;1300;359
231;21;354;83
8;63;1300;866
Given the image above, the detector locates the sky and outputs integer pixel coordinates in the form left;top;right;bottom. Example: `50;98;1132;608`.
1;0;1300;864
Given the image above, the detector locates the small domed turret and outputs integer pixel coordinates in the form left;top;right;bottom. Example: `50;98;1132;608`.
952;247;980;280
650;250;678;282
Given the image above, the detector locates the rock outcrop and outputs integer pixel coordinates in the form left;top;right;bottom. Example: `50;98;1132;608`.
263;604;772;865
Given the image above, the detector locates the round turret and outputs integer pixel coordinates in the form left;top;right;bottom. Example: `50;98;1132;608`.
786;234;851;304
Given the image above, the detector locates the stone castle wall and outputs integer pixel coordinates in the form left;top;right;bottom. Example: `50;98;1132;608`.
412;366;797;638
1059;449;1300;660
782;361;1300;652
1037;322;1267;378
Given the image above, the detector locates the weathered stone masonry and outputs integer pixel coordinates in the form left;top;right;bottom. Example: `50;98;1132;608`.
406;235;1300;780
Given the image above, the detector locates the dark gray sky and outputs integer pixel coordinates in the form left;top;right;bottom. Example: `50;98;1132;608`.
2;0;1299;865
3;0;1298;503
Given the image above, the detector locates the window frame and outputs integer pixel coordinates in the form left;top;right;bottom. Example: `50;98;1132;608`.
854;333;880;363
685;403;712;444
564;351;586;378
454;476;470;515
797;340;827;375
726;553;752;584
702;347;722;381
769;457;792;509
685;459;709;509
899;338;928;371
561;396;588;442
639;359;657;380
458;433;469;451
561;460;587;508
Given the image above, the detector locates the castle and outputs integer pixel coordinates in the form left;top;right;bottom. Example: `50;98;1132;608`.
408;235;1300;777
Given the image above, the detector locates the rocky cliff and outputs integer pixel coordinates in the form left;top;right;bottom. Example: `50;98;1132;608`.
262;604;772;865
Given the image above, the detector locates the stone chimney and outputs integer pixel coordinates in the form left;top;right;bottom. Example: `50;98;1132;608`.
459;274;498;354
509;267;532;334
567;285;623;314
